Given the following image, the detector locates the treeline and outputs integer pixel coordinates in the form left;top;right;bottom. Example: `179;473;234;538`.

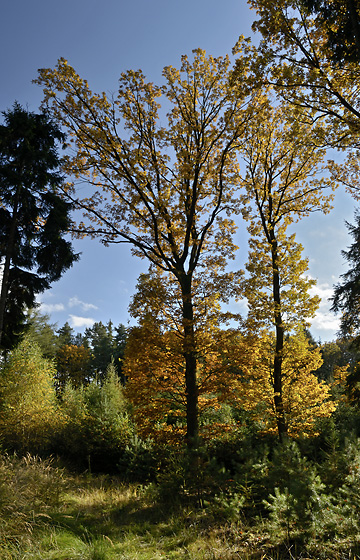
0;314;128;471
1;308;360;472
29;313;127;388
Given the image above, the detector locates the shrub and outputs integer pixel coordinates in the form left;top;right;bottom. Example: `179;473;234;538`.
263;440;334;543
0;336;60;454
56;361;133;472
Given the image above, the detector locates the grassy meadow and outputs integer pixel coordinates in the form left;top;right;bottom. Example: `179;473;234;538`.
1;450;360;560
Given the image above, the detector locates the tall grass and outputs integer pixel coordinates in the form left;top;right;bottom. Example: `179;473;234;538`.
1;451;360;559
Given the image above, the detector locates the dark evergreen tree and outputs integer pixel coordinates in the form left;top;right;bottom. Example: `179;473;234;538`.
0;103;79;351
57;321;75;346
84;320;127;382
300;0;360;63
332;212;360;340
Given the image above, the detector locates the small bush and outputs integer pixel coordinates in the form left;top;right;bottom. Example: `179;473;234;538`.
117;435;165;483
263;441;332;540
56;363;133;472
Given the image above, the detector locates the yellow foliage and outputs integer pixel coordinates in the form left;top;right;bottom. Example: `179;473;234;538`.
227;329;336;437
0;336;61;453
235;93;337;439
123;266;243;444
124;319;242;444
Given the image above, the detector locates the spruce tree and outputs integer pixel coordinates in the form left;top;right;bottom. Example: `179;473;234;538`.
0;103;78;351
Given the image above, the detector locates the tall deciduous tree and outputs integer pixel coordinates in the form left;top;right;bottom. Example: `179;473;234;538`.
237;97;336;439
241;1;360;323
0;103;78;352
36;46;255;446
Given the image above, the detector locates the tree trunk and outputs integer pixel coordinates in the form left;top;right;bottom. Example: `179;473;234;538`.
180;274;199;448
270;234;287;442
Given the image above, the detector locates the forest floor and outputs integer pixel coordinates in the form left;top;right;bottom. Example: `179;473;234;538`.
1;457;360;560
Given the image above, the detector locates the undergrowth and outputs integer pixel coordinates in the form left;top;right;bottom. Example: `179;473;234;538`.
1;448;360;559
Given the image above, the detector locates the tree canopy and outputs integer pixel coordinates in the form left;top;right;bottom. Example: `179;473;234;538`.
246;0;360;145
300;0;360;64
237;95;336;439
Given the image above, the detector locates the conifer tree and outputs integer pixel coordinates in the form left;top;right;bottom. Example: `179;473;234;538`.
332;211;360;339
0;103;78;352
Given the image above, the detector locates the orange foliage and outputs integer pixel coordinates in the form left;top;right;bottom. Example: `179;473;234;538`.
124;325;241;444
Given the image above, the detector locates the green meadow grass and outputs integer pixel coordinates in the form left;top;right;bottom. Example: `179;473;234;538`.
1;454;360;560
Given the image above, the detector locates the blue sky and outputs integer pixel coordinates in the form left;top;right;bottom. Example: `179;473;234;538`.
1;0;356;341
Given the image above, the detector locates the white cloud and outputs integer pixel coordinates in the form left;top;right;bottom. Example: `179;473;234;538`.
69;315;95;328
68;296;98;311
310;310;340;333
232;298;249;313
40;303;65;313
309;281;334;302
308;280;340;337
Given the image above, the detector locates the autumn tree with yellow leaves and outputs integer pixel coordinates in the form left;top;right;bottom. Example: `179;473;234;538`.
36;46;256;447
236;97;337;440
247;0;360;134
226;329;336;437
124;267;242;443
0;335;60;453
